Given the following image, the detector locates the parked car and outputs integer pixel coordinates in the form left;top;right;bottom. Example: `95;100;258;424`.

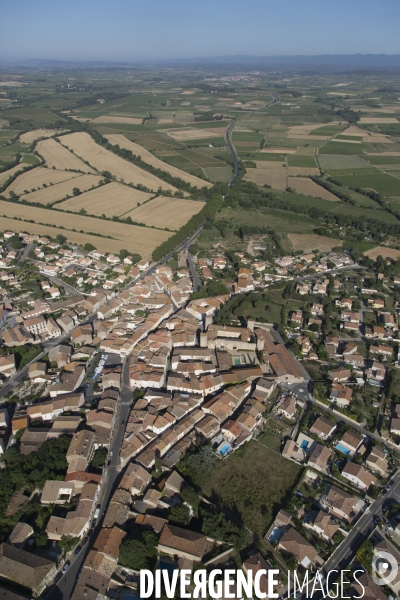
62;562;70;573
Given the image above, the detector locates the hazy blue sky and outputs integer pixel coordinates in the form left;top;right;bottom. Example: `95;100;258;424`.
2;0;399;62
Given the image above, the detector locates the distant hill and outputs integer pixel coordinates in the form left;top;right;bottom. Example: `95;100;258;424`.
1;55;400;70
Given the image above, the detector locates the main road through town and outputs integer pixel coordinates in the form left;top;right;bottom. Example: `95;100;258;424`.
50;356;132;599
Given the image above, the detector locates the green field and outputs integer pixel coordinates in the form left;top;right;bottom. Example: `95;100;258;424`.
319;154;369;170
334;173;400;196
319;142;366;155
309;124;346;136
287;155;317;167
366;156;400;165
21;154;40;165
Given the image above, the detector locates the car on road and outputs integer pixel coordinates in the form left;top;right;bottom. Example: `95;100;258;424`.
122;420;125;425
374;516;381;525
107;459;111;465
74;545;81;556
109;450;113;457
55;572;62;584
62;562;70;573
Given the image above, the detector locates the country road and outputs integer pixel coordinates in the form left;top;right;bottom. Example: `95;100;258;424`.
226;93;280;186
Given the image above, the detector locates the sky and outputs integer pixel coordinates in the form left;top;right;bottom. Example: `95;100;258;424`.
1;0;400;62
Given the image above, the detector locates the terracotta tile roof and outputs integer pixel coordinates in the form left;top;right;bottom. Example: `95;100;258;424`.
158;523;207;560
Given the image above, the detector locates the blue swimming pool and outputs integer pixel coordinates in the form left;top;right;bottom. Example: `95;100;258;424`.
300;440;309;450
269;527;282;543
158;561;176;573
219;443;231;456
336;443;351;455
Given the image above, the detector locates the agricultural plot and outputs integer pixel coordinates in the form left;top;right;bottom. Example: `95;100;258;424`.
20;174;103;205
244;161;287;190
260;148;296;154
334;173;400;196
364;246;400;260
308;124;346;136
319;142;366;155
287;166;320;177
288;233;343;252
90;116;143;124
203;167;232;183
124;196;205;230
58;182;154;217
0;200;172;258
165;128;222;141
287;177;339;201
287;155;317;168
0;163;29;186
20;129;68;144
59;132;178;193
104;134;211;188
359;118;399;124
37;138;96;173
318;155;369;170
176;149;224;169
5;167;81;196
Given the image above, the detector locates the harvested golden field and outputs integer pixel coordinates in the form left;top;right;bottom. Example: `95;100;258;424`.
5;167;81;196
359;117;399;124
260;148;296;154
125;196;205;230
20;174;103;205
165;128;221;141
90;115;143;125
59;132;178;193
244;161;287;190
288;233;343;252
105;134;212;188
0;164;29;186
342;126;393;145
287;177;339;201
20;129;68;144
158;119;174;124
58;181;153;217
36;138;96;173
296;147;316;156
364;246;400;260
0;200;172;258
331;138;362;144
287;166;320;177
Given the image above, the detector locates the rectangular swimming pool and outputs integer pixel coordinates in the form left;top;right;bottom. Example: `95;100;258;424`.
219;443;231;456
336;443;351;455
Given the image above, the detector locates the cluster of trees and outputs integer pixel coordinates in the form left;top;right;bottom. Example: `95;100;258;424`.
0;435;70;542
214;291;273;325
118;527;158;570
190;279;230;301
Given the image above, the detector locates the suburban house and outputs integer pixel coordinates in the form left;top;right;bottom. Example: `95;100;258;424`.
278;527;320;568
337;430;364;457
341;462;376;492
321;484;364;523
310;416;336;440
307;510;339;543
158;523;210;562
